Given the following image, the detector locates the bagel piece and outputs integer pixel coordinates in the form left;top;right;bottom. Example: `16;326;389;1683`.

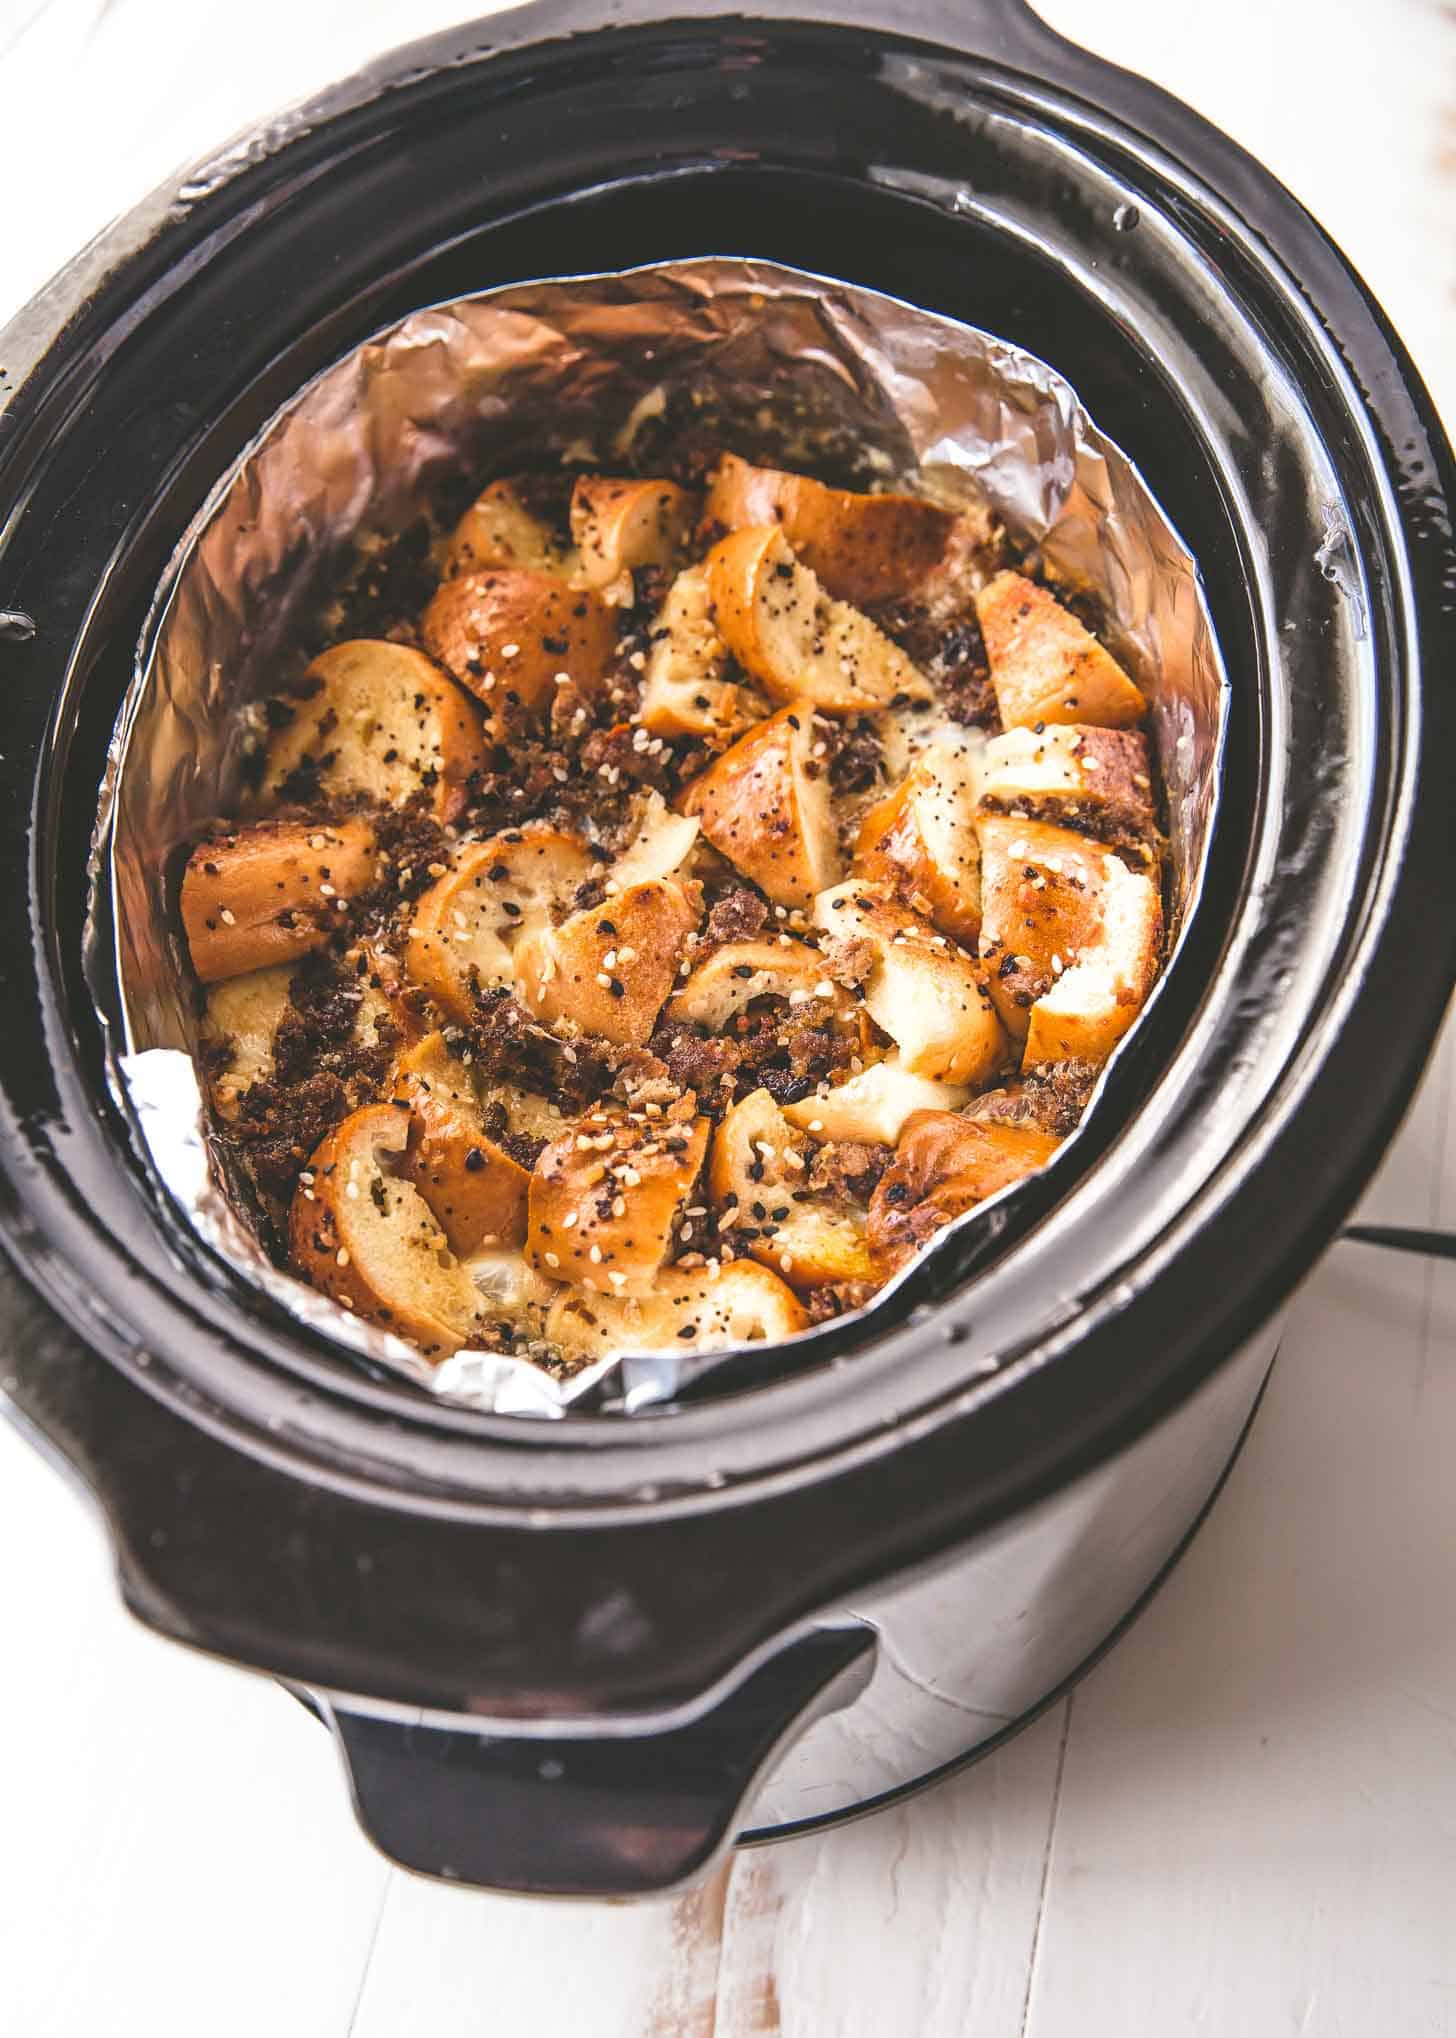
420;569;617;732
406;825;596;1024
443;479;571;578
181;818;378;983
526;1108;710;1294
570;476;698;589
975;722;1158;850
782;1052;973;1146
976;815;1162;1058
680;701;841;908
638;564;763;740
289;1103;485;1358
513;877;703;1047
547;1259;809;1361
708;1087;875;1292
703;453;957;607
1022;865;1164;1069
605;789;701;892
664;938;855;1032
199;964;296;1117
852;734;983;945
259;640;488;824
975;572;1146;730
704;526;931;715
866;1108;1061;1273
813;881;1007;1085
393;1032;567;1255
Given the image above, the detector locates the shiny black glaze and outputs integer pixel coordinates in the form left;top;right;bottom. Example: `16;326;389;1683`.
0;0;1452;1741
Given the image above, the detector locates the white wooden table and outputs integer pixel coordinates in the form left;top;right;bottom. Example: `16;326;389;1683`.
2;3;1453;2031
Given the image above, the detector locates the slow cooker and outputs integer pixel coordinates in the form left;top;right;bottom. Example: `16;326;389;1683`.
1;0;1452;1898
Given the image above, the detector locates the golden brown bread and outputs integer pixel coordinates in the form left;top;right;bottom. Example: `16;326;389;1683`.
708;1088;875;1292
570;476;697;589
782;1053;973;1145
704;526;930;716
664;938;855;1032
420;568;617;732
443;479;571;578
526;1109;710;1294
259;640;487;824
703;453;957;606
392;1032;565;1256
813;880;1008;1084
866;1109;1060;1272
199;965;296;1117
975;814;1162;1061
547;1260;810;1359
975;572;1146;730
975;722;1158;849
288;1104;484;1358
513;877;703;1047
638;564;764;739
181;819;378;983
852;736;983;944
680;700;841;908
405;825;596;1024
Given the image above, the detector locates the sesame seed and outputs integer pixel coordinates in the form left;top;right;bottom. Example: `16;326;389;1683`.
562;1211;578;1229
336;1248;351;1268
589;1245;603;1263
544;1250;561;1268
218;908;237;926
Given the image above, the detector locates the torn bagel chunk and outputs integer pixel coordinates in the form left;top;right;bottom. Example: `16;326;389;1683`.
289;1103;486;1358
866;1109;1061;1274
392;1030;565;1256
974;722;1159;854
259;639;488;824
975;571;1146;731
443;477;574;578
639;563;765;740
975;814;1163;1061
526;1107;711;1294
680;700;841;908
406;824;597;1024
548;1259;809;1360
813;880;1008;1085
571;476;698;590
708;1087;874;1292
182;818;379;983
852;732;984;945
703;453;960;607
705;525;932;715
420;567;617;735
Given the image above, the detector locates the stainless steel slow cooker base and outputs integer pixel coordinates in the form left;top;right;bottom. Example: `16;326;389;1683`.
745;1324;1278;1835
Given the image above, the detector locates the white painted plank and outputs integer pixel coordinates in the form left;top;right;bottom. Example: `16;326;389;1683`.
711;1707;1070;2038
350;1854;730;2038
0;1425;389;2038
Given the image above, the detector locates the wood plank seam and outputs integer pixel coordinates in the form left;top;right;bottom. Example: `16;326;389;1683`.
1017;1696;1074;2038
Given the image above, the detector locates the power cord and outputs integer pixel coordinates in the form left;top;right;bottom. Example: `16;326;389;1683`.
1342;1225;1456;1261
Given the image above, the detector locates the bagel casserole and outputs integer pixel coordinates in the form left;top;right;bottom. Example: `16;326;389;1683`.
177;453;1166;1372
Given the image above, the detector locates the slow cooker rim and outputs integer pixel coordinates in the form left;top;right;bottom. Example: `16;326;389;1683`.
0;4;1452;1542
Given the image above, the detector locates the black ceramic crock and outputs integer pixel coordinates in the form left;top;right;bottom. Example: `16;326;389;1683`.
0;0;1452;1897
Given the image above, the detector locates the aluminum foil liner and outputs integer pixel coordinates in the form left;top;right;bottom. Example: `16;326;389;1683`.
90;258;1227;1418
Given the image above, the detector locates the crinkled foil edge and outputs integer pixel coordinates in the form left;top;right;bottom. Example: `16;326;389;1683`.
87;258;1227;1417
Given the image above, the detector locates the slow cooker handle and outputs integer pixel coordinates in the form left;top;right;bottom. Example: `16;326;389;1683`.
324;1624;874;1897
